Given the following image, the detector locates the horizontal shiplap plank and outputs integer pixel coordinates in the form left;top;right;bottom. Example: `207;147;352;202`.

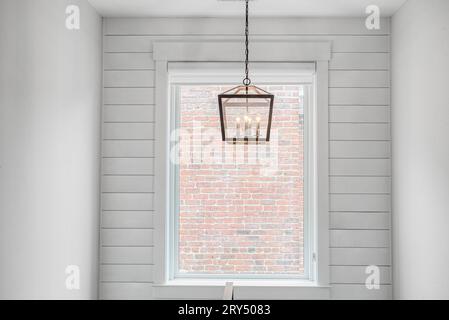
103;158;154;175
331;266;391;284
104;88;155;105
330;71;389;88
330;194;391;212
104;105;155;123
330;53;389;70
102;193;154;211
103;176;154;193
329;106;390;123
101;265;154;282
328;35;389;52
103;123;155;140
104;36;154;52
102;212;154;229
101;229;153;246
330;159;391;176
153;285;225;300
104;70;155;87
331;212;391;230
330;141;391;159
330;177;391;194
101;247;153;264
103;140;154;158
332;284;392;300
104;53;154;70
100;283;153;300
329;88;390;105
234;286;330;300
104;35;390;53
330;230;390;248
330;123;390;141
104;18;390;36
331;248;390;266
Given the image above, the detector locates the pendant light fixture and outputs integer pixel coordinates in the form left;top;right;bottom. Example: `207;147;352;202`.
218;0;274;144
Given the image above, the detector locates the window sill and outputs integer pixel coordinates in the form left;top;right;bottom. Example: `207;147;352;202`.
153;279;331;300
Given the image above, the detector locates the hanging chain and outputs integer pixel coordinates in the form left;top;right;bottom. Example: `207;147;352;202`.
243;0;251;87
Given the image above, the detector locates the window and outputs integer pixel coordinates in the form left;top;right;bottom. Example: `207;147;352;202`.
168;64;316;281
153;42;330;299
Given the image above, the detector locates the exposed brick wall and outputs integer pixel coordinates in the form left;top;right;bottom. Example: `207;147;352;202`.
178;85;304;276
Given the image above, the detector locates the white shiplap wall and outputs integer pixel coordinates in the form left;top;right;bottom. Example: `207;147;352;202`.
100;18;392;300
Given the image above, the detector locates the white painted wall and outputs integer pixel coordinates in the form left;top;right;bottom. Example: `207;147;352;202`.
0;0;102;299
99;18;392;300
392;0;449;299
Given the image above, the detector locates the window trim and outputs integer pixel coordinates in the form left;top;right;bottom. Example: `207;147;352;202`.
153;41;330;299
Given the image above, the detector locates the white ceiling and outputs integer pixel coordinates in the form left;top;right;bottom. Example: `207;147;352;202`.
88;0;408;18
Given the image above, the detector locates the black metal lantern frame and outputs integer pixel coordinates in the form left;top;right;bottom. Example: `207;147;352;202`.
218;85;274;143
218;0;275;144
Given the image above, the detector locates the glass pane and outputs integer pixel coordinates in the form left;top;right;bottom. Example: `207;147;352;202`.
177;84;305;277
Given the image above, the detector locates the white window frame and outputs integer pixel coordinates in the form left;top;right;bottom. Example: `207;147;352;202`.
169;65;314;281
152;41;330;300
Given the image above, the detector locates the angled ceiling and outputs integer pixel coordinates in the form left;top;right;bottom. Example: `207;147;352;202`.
88;0;408;18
